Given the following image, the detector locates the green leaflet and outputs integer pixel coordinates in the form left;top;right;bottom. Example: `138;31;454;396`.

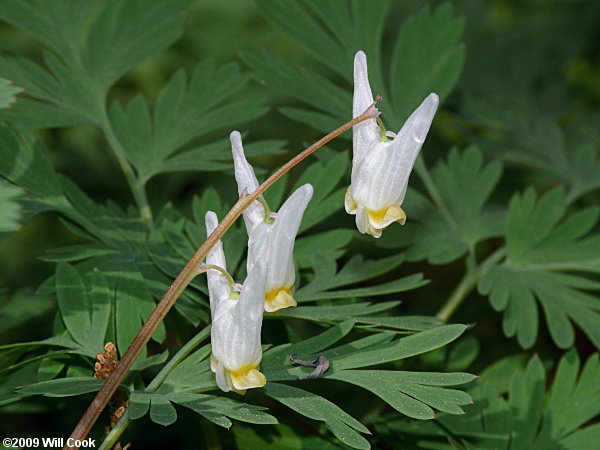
296;252;427;302
329;370;474;419
331;324;467;370
17;377;124;398
294;229;354;269
263;383;371;450
108;61;268;185
479;187;600;349
378;147;505;264
0;125;67;207
274;301;399;323
274;300;442;332
262;322;466;378
42;254;169;357
55;263;109;354
387;3;465;124
171;392;278;428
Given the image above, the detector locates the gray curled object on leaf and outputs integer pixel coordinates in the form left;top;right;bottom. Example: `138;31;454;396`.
289;353;330;380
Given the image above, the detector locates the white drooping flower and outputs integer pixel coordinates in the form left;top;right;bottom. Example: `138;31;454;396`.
231;131;313;312
205;211;267;393
345;50;439;238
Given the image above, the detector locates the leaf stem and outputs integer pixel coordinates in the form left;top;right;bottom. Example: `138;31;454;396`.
98;414;130;450
435;247;506;323
101;121;154;229
146;325;211;392
64;103;381;449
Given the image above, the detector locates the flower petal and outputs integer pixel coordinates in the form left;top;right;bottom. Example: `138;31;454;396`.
230;367;266;391
260;184;313;296
211;260;266;370
205;211;229;316
344;185;358;214
235;259;268;323
351;94;438;211
354;203;370;235
264;287;296;313
231;131;265;232
351;140;398;211
215;360;233;392
388;93;439;204
368;204;406;229
352;51;379;169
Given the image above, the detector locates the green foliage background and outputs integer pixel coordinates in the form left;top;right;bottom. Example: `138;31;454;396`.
0;0;598;449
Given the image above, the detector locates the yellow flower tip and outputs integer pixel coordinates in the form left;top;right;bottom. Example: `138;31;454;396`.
264;286;296;312
229;365;267;391
361;205;407;238
368;205;406;228
344;186;357;214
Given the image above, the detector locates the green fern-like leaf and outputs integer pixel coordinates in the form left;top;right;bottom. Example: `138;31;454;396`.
385;350;600;449
479;187;600;349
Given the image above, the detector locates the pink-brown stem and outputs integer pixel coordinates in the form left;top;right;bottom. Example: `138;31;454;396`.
64;103;380;449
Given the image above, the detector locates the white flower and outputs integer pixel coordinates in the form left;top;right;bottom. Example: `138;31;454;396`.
345;50;439;238
231;131;313;312
231;132;265;235
205;211;268;394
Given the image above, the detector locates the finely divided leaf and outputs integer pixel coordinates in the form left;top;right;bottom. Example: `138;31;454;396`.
109;61;268;185
329;370;474;419
427;351;600;449
263;383;370;450
479;187;600;349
